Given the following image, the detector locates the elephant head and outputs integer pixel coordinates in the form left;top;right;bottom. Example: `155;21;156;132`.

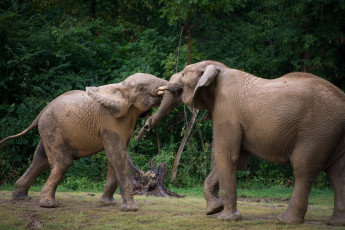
86;73;168;119
180;60;225;110
137;61;225;140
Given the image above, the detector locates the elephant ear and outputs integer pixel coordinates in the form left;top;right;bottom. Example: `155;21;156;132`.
86;84;129;118
191;64;221;105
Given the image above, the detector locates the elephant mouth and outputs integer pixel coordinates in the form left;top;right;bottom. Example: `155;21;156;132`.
182;94;192;106
139;109;153;118
152;95;163;107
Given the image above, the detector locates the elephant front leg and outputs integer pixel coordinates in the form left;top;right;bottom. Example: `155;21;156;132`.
204;167;223;215
102;130;139;212
213;122;242;221
100;162;118;205
204;150;250;215
109;157;138;212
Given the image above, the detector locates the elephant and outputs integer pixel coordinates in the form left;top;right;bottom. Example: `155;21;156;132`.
0;73;168;211
138;60;345;226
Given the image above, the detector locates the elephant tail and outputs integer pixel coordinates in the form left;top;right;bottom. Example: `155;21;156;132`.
0;113;41;148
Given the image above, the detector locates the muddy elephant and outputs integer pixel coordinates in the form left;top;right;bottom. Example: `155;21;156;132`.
138;60;345;226
0;73;168;211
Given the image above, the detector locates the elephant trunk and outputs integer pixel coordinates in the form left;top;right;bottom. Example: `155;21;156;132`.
137;72;184;141
152;87;180;126
137;82;182;141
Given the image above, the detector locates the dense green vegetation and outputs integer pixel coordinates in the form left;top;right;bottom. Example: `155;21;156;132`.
1;0;344;189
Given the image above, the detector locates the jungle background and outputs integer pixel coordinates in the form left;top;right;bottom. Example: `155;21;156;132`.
0;0;345;190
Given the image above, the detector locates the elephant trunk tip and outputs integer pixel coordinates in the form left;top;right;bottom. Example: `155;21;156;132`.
137;127;146;142
137;118;152;141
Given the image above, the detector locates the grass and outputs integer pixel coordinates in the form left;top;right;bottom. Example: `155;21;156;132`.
0;185;339;229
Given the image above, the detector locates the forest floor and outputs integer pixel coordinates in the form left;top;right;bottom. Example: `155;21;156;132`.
0;187;341;230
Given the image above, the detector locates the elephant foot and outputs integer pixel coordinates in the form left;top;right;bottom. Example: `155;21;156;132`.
206;198;224;215
99;196;116;205
39;198;59;208
120;202;139;212
326;213;345;226
277;211;304;224
217;210;242;221
12;190;29;200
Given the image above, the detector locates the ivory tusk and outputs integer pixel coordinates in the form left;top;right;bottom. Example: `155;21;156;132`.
158;86;168;90
157;91;164;95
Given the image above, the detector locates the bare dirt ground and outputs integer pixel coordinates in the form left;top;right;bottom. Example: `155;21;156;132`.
0;190;341;230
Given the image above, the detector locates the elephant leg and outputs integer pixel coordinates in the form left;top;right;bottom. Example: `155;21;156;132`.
39;142;74;208
39;162;72;207
277;146;321;224
213;122;242;221
100;162;118;205
277;174;314;224
102;130;138;212
325;153;345;226
13;141;50;200
204;167;222;215
204;150;250;215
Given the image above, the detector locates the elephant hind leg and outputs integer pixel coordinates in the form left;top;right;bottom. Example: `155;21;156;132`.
39;141;74;208
277;173;315;224
12;141;50;200
100;162;118;205
325;153;345;226
278;144;324;224
39;161;73;207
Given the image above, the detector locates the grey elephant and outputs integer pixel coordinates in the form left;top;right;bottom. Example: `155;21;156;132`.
0;73;167;211
138;60;345;226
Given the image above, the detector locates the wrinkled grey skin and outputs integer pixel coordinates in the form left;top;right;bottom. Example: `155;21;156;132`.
0;73;167;211
139;60;345;226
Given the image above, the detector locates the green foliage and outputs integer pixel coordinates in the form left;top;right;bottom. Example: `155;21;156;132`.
1;0;344;190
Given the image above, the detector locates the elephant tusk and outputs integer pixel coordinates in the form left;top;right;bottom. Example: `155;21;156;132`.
157;91;164;95
158;86;168;90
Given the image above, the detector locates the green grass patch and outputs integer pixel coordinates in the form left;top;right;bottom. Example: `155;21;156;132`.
0;185;337;229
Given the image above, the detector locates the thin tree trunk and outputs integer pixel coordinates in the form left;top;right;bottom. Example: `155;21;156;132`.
187;28;192;64
172;111;198;179
300;51;310;72
89;0;96;20
176;25;184;72
156;132;161;155
184;4;200;65
195;118;208;178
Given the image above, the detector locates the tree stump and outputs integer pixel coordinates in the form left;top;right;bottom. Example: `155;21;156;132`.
128;156;185;198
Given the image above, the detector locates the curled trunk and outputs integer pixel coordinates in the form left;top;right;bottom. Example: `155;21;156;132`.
137;84;182;141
